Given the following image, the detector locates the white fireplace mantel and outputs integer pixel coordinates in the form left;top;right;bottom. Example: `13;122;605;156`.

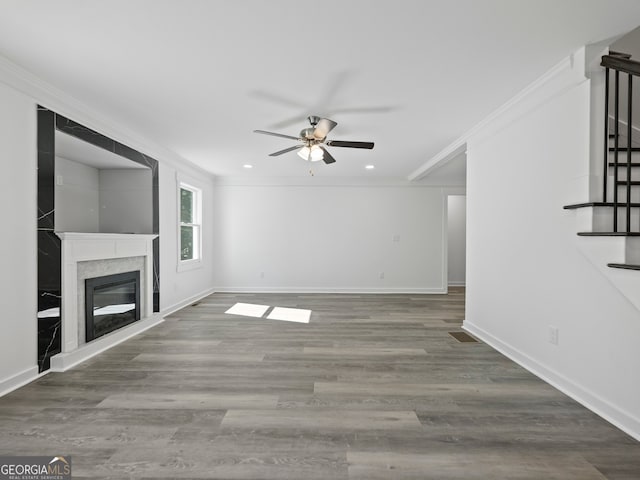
51;232;160;371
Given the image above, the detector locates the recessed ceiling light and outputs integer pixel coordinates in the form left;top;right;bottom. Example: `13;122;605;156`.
365;165;375;170
243;164;253;169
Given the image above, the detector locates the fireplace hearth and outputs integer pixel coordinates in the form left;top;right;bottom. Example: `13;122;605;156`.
85;271;140;342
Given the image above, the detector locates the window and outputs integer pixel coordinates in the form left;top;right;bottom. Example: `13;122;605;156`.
178;182;202;265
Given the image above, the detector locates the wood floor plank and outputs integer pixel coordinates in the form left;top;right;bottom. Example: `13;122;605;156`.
303;347;427;356
347;451;608;480
97;392;279;410
221;409;422;431
132;352;266;363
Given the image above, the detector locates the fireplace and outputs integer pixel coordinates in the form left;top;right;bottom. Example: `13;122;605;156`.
85;271;141;342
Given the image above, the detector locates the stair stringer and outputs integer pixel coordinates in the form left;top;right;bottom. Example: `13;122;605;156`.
571;208;640;311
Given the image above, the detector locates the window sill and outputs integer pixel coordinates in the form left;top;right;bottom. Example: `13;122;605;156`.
177;258;203;273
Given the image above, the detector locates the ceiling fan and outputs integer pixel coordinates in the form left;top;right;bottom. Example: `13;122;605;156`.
253;116;374;164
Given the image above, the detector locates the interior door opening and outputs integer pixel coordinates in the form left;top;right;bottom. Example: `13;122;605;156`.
447;195;466;287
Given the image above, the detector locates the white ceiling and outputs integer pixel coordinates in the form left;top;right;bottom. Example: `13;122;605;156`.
1;1;640;179
56;130;149;170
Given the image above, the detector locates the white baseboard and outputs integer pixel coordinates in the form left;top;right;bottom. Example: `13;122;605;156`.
161;287;217;317
448;281;466;287
50;314;164;372
212;286;447;294
0;366;40;397
463;320;640;442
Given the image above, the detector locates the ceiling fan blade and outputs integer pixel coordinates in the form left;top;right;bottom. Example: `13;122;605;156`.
320;146;336;164
269;114;311;129
326;140;374;149
268;145;302;157
254;129;301;141
313;118;338;140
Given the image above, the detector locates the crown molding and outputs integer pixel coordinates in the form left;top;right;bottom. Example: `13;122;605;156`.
213;175;455;187
408;49;583;181
0;54;215;182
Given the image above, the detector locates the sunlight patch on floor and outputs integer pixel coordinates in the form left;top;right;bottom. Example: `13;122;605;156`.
267;307;311;323
225;303;311;323
225;302;270;318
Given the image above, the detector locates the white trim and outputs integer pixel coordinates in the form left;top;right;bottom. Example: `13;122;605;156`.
463;320;640;442
409;52;581;181
50;314;164;372
447;281;466;286
176;258;203;273
161;287;217;317
0;366;40;398
213;287;446;294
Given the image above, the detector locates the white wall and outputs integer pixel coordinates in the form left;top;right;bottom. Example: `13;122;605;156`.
0;82;38;393
55;156;100;233
447;195;466;285
464;48;640;439
213;182;446;292
99;169;153;234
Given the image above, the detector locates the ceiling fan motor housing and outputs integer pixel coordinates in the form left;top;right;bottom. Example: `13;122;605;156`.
300;127;316;140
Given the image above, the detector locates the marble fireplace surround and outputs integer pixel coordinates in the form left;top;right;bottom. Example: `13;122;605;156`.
50;232;162;371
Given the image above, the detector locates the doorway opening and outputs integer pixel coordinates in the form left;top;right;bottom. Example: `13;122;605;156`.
447;194;466;288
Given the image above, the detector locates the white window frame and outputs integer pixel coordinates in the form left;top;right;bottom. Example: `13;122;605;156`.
177;177;203;272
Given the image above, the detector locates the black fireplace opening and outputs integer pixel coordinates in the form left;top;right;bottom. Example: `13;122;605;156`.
85;271;141;342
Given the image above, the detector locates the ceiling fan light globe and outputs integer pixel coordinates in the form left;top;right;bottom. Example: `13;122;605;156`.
297;146;311;161
310;145;324;162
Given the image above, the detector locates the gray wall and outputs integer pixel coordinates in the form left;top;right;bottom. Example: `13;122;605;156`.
55;157;100;232
99;169;153;234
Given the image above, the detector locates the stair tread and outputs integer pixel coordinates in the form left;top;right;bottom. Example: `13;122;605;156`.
609;147;640;152
615;180;640;185
609;162;640;167
608;263;640;270
564;202;640;209
577;232;640;236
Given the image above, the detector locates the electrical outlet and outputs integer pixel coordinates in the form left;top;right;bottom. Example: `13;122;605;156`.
56;175;63;186
379;271;385;279
548;326;559;345
393;234;400;242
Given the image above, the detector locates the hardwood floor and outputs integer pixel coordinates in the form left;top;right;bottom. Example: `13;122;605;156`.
1;288;638;479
